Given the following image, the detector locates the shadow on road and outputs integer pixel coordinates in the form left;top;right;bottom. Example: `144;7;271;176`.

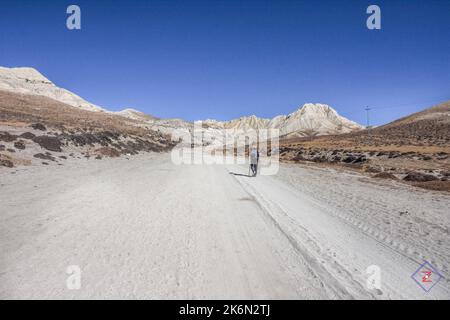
229;172;252;178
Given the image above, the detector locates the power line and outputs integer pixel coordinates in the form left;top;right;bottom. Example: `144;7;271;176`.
365;106;371;141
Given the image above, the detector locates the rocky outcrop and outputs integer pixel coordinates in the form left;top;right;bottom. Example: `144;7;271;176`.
281;147;368;165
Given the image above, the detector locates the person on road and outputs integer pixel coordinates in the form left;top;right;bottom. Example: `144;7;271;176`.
250;146;259;177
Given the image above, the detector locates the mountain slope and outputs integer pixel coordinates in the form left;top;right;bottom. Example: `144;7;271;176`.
270;103;362;137
0;66;105;112
368;100;450;145
0;66;363;143
115;108;158;121
207;103;362;137
0;90;176;168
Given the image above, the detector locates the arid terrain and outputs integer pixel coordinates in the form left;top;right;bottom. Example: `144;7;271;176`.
0;69;449;299
0;90;176;168
1;152;449;299
279;101;450;192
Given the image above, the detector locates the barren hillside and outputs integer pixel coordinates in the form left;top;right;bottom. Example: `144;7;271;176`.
279;101;450;191
0;90;176;168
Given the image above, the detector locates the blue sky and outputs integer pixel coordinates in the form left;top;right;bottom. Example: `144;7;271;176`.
1;0;449;125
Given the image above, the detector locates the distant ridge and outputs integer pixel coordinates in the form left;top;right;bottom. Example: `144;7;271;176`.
0;66;363;138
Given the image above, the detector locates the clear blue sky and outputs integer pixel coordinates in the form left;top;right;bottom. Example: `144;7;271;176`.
1;0;449;125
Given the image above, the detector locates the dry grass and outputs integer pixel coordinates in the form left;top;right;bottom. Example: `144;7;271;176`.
410;181;450;192
0;90;159;137
278;100;450;192
280;100;450;154
0;152;32;167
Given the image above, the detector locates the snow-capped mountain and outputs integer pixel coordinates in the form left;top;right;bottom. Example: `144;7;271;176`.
0;66;105;112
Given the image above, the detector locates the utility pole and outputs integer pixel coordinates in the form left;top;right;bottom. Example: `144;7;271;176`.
365;106;371;142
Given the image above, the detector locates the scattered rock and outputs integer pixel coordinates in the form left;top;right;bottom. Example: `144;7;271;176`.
342;155;365;164
20;132;36;140
0;144;5;151
42;162;49;165
63;131;121;147
14;140;26;150
33;136;62;152
95;147;121;158
31;123;47;131
0;159;14;168
387;152;401;159
352;155;366;164
0;131;17;142
7;148;16;153
59;155;67;159
33;153;56;161
363;165;382;173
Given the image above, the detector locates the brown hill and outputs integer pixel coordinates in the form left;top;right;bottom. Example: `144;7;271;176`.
279;101;450;191
366;100;450;147
0;90;176;168
281;100;450;152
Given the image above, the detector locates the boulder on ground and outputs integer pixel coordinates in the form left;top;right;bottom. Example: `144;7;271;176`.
95;147;121;158
20;132;36;140
33;136;62;152
435;152;448;160
31;123;47;131
372;172;398;180
0;159;14;168
33;153;56;161
0;131;17;142
403;171;439;182
14;140;26;150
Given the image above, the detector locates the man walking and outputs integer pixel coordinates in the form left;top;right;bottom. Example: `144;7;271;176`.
250;146;259;177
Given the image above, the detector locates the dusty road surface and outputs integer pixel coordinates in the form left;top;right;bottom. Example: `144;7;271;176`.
1;152;449;299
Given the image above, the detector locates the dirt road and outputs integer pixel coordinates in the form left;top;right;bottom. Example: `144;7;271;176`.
1;153;449;299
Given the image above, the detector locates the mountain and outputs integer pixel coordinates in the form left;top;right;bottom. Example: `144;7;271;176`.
269;103;362;137
115;108;158;121
357;100;450;147
201;104;362;138
0;66;105;112
0;66;362;141
278;100;450;166
0;89;176;169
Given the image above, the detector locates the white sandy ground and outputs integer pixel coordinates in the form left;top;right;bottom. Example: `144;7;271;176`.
0;152;449;299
